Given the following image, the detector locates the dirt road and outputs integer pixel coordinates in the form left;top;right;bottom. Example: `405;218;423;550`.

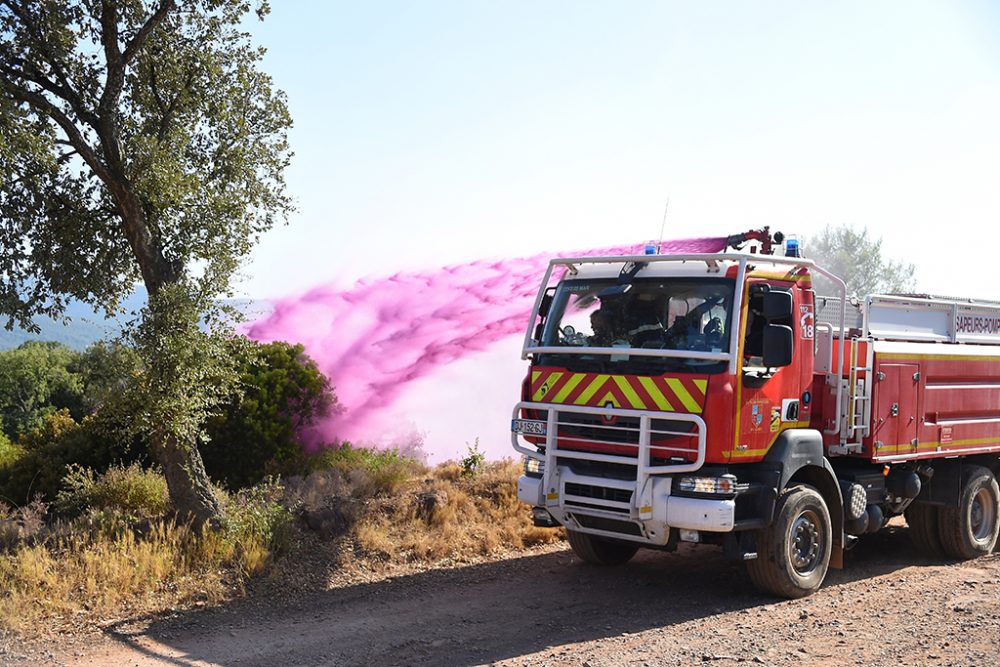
6;522;1000;666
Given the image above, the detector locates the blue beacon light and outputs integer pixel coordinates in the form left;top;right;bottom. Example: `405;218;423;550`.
644;244;657;255
785;238;801;258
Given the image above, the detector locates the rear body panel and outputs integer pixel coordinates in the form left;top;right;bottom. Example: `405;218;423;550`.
867;342;1000;462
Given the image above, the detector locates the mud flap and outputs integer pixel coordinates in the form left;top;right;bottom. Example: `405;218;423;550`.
830;545;843;569
722;531;759;562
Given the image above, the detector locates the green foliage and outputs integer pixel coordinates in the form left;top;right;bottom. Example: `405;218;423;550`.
124;286;246;452
806;225;916;296
303;442;408;475
0;410;141;506
203;340;338;488
0;342;84;438
460;438;486;478
0;340;142;440
0;334;338;504
0;341;146;505
0;430;19;469
71;342;141;414
54;463;169;519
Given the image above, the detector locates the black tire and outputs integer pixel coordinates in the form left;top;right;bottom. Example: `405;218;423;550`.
746;485;832;599
566;530;639;566
905;502;946;559
938;465;1000;560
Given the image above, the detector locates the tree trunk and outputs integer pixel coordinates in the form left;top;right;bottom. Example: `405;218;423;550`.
154;432;225;527
119;200;224;527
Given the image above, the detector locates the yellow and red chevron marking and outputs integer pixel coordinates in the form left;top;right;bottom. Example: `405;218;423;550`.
529;369;708;414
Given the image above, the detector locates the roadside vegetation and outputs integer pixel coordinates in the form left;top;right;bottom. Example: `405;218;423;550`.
0;340;559;635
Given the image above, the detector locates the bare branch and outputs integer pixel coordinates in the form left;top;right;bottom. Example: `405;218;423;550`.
155;67;195;142
123;0;176;64
56;149;79;165
95;0;125;167
0;79;112;186
0;61;99;128
148;61;166;113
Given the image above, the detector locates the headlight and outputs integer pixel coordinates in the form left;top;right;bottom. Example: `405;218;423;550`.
523;456;544;478
677;474;740;494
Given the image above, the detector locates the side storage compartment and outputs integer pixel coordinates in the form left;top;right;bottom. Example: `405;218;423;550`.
869;363;920;457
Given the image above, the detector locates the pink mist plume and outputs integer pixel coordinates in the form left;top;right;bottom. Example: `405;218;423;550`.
246;237;726;449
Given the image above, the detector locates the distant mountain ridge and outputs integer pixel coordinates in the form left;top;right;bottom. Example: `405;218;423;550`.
0;291;270;351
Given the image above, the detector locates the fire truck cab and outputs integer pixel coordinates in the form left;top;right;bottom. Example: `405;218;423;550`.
512;230;1000;598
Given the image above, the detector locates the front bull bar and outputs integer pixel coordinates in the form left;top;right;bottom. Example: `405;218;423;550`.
511;401;707;520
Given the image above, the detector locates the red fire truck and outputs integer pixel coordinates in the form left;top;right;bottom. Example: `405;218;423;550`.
511;229;1000;598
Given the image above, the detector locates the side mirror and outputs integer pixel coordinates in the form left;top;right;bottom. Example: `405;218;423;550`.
538;292;554;318
763;324;794;367
763;289;793;320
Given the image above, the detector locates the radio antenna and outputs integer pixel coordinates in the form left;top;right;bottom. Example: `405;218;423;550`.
657;198;670;252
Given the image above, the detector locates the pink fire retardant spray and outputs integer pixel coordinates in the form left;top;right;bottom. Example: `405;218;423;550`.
247;237;726;456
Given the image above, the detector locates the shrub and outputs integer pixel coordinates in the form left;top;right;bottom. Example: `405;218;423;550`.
0;496;49;548
0;430;21;470
202;341;339;489
0;478;296;633
460;438;486;477
301;443;425;496
0;410;141;505
54;463;170;519
221;479;294;576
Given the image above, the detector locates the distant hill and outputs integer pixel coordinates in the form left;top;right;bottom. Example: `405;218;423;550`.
0;291;270;351
0;315;119;351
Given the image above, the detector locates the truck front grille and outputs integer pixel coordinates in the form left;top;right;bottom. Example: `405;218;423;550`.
564;482;632;504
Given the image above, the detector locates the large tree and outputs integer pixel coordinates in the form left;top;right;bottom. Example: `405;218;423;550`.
0;0;292;523
806;225;916;296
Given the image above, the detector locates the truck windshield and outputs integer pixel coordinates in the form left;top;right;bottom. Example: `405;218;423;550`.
538;277;734;371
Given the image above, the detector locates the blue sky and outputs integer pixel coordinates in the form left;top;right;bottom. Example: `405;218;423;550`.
243;1;1000;300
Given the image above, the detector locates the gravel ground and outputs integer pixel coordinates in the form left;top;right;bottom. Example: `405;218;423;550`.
3;519;999;667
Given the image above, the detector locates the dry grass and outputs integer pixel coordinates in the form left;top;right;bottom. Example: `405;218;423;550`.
348;460;563;567
0;455;560;636
0;477;292;634
0;521;229;632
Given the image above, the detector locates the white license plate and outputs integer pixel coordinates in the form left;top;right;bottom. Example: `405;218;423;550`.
511;419;547;436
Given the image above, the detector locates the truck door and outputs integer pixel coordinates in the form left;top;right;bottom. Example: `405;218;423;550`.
735;279;810;457
872;364;919;456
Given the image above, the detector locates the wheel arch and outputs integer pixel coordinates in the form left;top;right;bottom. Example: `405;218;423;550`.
764;429;845;568
966;455;1000;483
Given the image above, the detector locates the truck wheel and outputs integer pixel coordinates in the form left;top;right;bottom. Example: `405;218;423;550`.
904;503;945;559
566;530;639;566
746;485;832;599
938;466;1000;559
